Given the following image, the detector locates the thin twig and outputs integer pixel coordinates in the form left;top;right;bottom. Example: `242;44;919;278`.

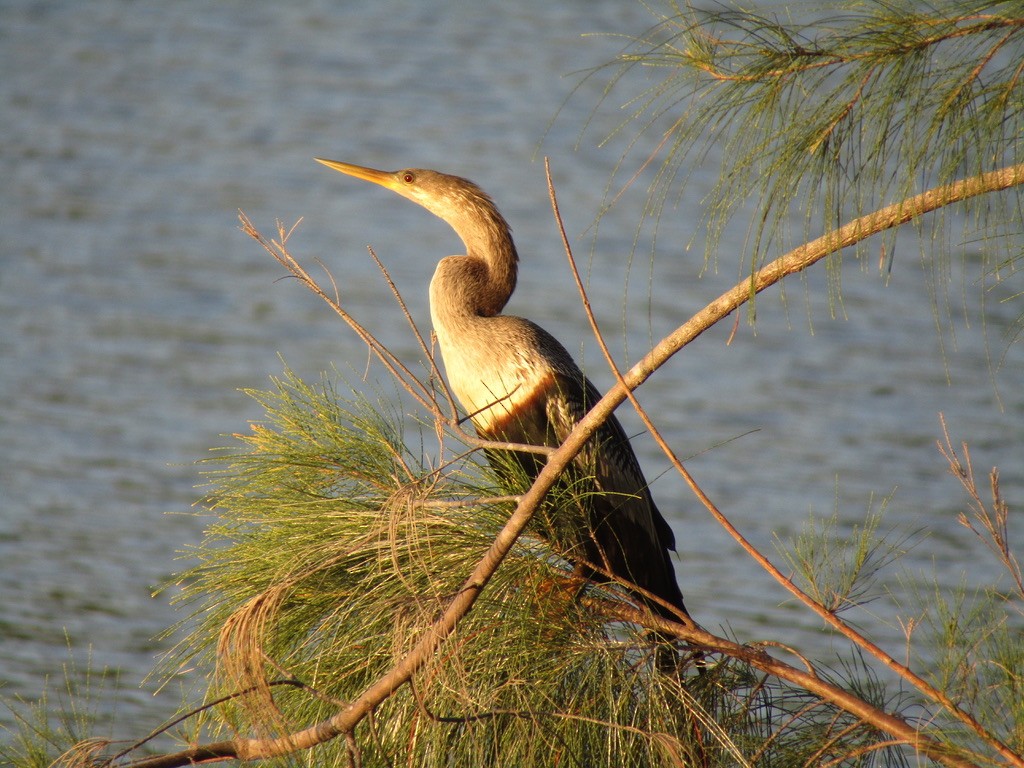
683;14;1024;83
239;213;434;414
365;245;458;419
818;740;909;768
106;679;309;765
587;595;987;768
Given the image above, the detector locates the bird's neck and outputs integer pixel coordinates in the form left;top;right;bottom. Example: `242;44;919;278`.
469;240;517;317
450;211;518;317
428;216;518;354
427;200;520;400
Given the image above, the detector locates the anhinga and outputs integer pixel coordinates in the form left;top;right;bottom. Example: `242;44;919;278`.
316;158;694;665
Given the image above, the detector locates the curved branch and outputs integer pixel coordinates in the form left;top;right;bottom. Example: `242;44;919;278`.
640;162;1024;384
595;161;1024;768
550;158;1024;767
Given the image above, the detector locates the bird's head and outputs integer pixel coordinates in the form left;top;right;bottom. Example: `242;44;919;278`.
316;157;518;310
315;158;498;234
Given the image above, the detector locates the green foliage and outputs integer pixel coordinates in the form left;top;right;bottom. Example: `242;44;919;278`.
776;500;919;615
907;577;1024;758
165;368;719;766
588;0;1024;306
157;368;909;766
4;371;1014;767
1;650;115;768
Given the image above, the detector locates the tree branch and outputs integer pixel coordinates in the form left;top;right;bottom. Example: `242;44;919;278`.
548;158;1024;768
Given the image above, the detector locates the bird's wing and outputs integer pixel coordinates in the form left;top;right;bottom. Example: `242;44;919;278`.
475;318;687;617
546;370;676;550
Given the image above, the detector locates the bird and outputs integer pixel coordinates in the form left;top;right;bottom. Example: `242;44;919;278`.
316;158;695;667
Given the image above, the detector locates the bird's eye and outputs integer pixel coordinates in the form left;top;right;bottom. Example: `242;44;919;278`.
402;171;415;184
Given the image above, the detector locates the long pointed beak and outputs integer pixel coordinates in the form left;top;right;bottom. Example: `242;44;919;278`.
315;158;397;191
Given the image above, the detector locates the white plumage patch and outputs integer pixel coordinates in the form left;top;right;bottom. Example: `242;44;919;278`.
443;347;557;434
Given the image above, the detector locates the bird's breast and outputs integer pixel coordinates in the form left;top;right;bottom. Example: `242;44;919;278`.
439;340;558;437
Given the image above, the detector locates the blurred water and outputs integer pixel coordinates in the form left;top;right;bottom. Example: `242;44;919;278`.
1;0;1021;744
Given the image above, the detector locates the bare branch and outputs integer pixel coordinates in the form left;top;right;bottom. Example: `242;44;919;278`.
364;244;459;420
239;213;436;415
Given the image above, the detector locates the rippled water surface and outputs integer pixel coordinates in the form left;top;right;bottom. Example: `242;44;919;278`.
2;0;1021;741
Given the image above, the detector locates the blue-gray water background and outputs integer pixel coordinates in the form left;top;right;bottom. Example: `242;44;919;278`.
2;0;1021;740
